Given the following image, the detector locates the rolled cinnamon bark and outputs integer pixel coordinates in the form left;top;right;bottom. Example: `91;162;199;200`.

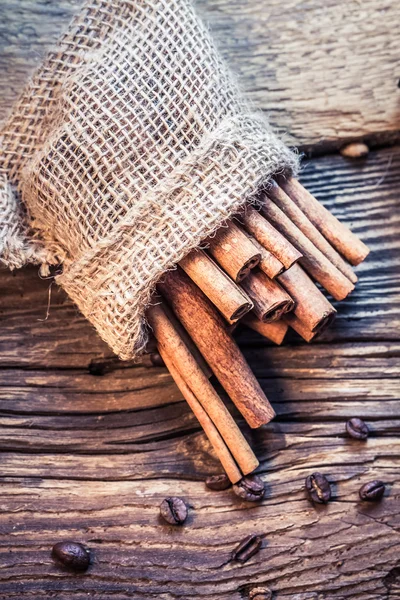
243;314;288;345
207;221;261;282
157;346;242;483
158;268;275;428
283;310;335;343
148;302;259;476
179;249;253;323
268;181;357;284
260;196;355;301
241;229;284;278
277;263;337;332
241;205;302;270
240;269;294;323
279;177;370;266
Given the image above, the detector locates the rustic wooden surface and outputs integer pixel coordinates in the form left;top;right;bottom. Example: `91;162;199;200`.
1;0;399;150
0;2;400;599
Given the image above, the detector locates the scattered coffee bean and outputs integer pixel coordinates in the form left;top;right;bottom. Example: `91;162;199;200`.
150;352;165;367
233;475;265;502
249;587;272;600
305;472;332;504
346;417;369;440
51;541;90;571
340;143;369;158
231;534;262;563
359;480;385;501
160;497;188;525
205;473;231;491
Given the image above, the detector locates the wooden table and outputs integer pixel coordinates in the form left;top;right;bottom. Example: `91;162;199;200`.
0;1;399;598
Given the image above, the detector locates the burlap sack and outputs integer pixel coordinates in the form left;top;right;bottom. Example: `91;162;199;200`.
0;0;298;359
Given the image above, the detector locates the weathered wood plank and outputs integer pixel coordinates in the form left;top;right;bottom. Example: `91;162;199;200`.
0;144;399;598
1;0;399;150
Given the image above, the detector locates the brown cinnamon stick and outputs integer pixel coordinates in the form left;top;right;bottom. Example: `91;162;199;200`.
283;311;335;343
157;267;275;428
179;249;253;323
277;263;337;332
260;196;355;301
241;229;285;278
207;221;261;282
148;302;258;476
241;269;294;323
241;205;302;270
157;346;242;483
243;314;288;345
268;181;357;284
279;177;370;266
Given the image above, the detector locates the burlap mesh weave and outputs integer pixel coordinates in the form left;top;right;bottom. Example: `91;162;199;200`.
0;0;298;359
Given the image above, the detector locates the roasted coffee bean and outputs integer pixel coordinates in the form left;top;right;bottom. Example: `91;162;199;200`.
346;417;369;440
160;497;188;525
231;534;262;563
51;542;90;571
249;587;272;600
233;475;265;502
359;480;385;501
205;473;231;491
150;352;165;367
305;472;331;504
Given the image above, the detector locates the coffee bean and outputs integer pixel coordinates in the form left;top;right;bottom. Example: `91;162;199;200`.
233;475;265;502
150;352;165;367
346;417;369;440
51;542;90;571
249;587;272;600
160;497;188;525
359;480;385;501
205;473;231;491
305;472;331;504
231;534;262;563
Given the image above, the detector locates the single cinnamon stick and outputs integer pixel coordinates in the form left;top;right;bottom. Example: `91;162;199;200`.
241;205;302;270
161;300;212;379
243;314;288;345
179;249;253;323
240;269;294;323
241;229;285;278
157;346;242;483
158;268;275;428
277;263;337;332
279;177;370;266
268;181;357;284
283;311;335;343
207;221;261;282
147;302;259;475
260;196;355;301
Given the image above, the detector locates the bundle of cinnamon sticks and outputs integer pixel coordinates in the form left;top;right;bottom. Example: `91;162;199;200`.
146;176;369;483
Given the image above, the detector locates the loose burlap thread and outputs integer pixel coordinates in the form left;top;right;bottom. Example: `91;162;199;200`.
0;0;298;359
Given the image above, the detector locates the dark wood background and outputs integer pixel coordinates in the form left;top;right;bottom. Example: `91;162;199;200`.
0;1;399;598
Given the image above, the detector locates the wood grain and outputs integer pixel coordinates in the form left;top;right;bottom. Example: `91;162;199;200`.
0;147;399;598
1;0;399;150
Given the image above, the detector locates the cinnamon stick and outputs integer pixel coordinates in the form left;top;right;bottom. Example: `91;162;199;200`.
241;269;294;323
283;311;335;343
157;268;275;428
179;249;253;323
207;221;261;282
241;205;302;270
241;229;284;278
277;263;337;332
157;346;242;483
243;314;288;345
268;180;357;284
260;196;355;301
279;177;370;266
148;302;258;476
